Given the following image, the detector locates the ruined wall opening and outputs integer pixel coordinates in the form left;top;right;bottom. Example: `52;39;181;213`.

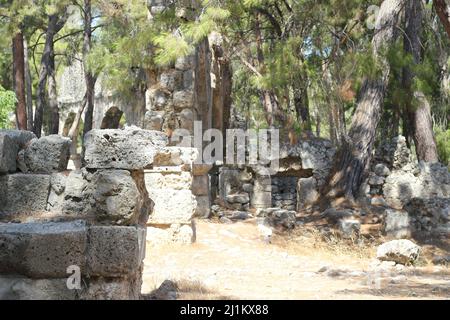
101;107;125;129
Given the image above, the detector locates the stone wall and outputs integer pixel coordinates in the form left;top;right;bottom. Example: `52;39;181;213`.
0;128;167;300
358;136;450;239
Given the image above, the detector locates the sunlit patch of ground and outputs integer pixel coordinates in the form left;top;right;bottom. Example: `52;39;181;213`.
142;220;450;300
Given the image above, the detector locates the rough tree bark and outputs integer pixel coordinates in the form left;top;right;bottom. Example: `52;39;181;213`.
434;0;450;38
48;47;59;134
321;0;405;201
293;80;312;132
24;39;33;131
82;0;96;138
33;14;67;137
12;32;27;130
403;0;439;163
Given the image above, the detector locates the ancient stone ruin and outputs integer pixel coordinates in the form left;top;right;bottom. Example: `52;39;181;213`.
0;128;164;299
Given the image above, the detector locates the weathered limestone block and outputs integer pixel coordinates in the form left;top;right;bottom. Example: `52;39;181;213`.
153;147;199;166
147;189;196;224
0;277;78;300
383;209;411;239
383;171;421;208
226;193;250;204
0;221;87;279
83;127;168;170
172;90;194;110
0;174;50;214
61;169;152;225
79;274;142;300
144;111;164;131
251;176;272;209
62;170;87;215
377;240;421;265
87;226;144;277
297;177;319;211
0;134;18;173
175;55;194;71
144;170;192;190
24;135;71;173
0;129;36;148
146;222;195;246
47;173;68;212
85;170;149;225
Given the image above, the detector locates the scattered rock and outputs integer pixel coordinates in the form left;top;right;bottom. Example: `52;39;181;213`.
338;219;361;239
376;240;421;265
383;209;411;239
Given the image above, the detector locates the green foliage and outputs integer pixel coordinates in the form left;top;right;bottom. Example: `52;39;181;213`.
435;127;450;168
0;86;16;128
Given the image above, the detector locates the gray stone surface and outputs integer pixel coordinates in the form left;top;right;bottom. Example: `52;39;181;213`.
383;209;411;239
87;226;141;277
194;195;211;218
0;277;78;300
153;147;199;166
0;134;18;173
226;193;250;204
79;274;142;300
24;135;71;173
374;163;391;177
376;240;421;265
0;174;50;214
84;127;168;169
297;177;319;210
144;171;193;190
0;130;36;148
147;188;196;224
0;221;87;278
85;170;146;225
339;219;361;239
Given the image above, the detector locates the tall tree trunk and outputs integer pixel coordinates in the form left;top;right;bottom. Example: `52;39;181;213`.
48;47;59;134
435;0;450;38
12;32;27;130
82;0;95;137
293;81;311;132
24;39;33;131
33;14;67;137
403;0;439;163
321;0;405;201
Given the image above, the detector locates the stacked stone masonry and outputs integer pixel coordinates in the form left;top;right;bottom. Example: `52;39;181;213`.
0;128;168;300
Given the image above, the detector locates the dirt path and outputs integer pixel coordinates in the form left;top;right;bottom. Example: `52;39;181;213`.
142;221;450;300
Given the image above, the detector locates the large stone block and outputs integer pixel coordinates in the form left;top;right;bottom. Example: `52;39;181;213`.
147;189;196;224
0;174;50;214
0;277;78;300
87;226;142;277
144;170;193;190
79;274;142;300
0;130;36;148
297;177;319;210
376;240;421;265
24;135;71;173
46;173;68;212
62;170;87;215
85;170;148;225
383;209;411;239
172;90;194;110
0;134;18;173
0;221;87;278
84;127;168;170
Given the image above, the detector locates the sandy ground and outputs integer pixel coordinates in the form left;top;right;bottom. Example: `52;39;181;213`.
141;220;450;300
